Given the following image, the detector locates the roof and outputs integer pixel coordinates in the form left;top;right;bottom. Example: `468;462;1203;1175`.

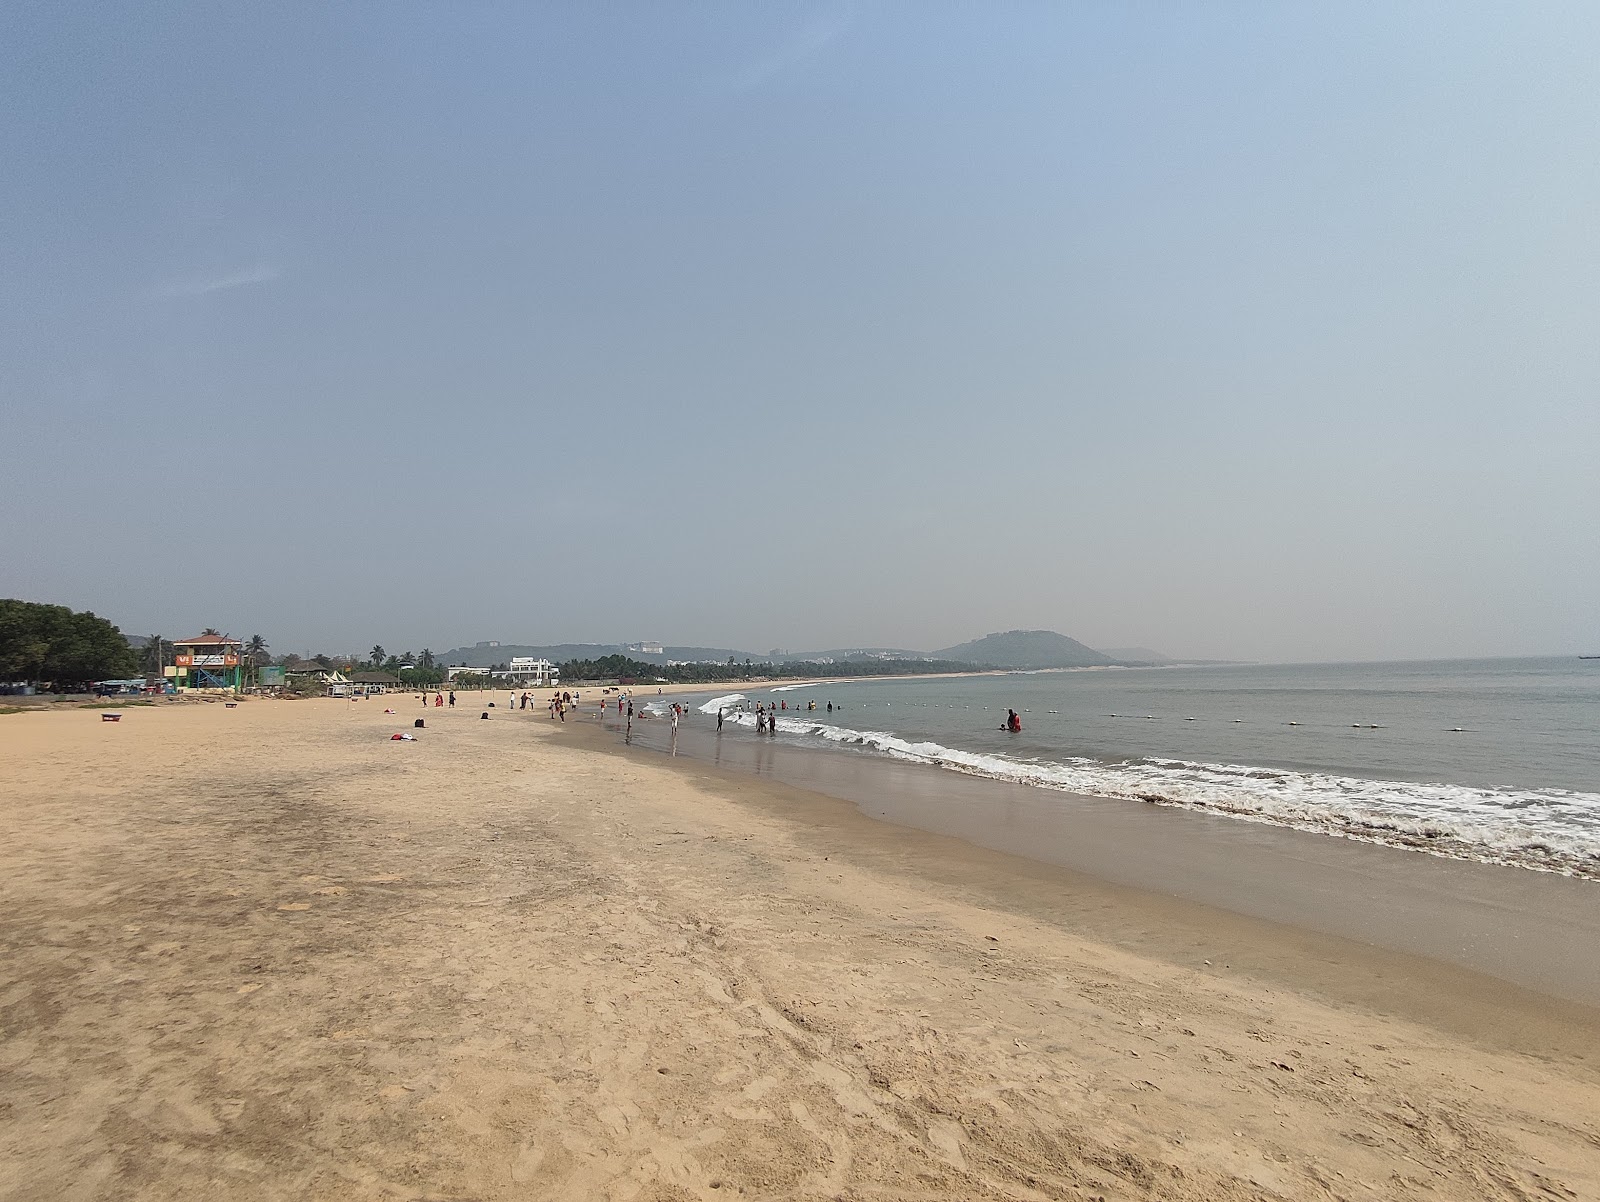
174;634;242;647
350;670;402;684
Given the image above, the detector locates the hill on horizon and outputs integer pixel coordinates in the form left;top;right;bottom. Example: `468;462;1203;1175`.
437;642;765;667
440;630;1128;671
1096;646;1174;665
935;629;1115;669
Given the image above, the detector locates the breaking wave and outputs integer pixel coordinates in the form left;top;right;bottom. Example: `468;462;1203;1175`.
719;711;1600;879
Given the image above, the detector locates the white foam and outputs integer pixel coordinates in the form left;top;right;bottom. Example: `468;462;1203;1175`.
727;715;1600;879
769;680;846;692
697;692;747;715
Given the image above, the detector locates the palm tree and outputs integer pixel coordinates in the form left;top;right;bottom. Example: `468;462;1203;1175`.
419;648;435;669
142;636;166;675
370;644;385;667
202;627;221;637
245;635;269;686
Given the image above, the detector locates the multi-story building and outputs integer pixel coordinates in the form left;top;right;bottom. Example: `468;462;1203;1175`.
170;634;243;691
504;657;559;686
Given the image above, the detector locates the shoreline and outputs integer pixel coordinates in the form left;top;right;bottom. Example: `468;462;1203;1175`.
6;697;1598;1199
593;702;1600;1010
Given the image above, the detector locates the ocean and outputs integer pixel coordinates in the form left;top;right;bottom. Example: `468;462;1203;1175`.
662;658;1600;879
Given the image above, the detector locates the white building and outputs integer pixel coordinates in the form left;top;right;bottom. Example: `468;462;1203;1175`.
446;665;491;681
625;641;664;655
504;657;559;686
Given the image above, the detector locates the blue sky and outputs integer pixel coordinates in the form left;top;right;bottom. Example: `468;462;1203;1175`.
3;3;1597;660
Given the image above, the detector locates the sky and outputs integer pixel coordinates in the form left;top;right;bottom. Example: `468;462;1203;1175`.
3;2;1597;662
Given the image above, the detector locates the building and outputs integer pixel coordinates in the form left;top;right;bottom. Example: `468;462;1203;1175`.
169;634;243;691
625;641;664;656
504;657;559;686
348;670;402;695
446;665;491;682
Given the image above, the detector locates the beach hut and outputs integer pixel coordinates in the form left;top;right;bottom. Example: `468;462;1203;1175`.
170;634;243;691
349;670;401;696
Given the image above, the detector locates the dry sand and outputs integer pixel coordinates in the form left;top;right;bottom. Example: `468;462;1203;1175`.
2;696;1597;1201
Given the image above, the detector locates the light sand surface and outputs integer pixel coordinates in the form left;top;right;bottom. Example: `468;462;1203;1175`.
2;697;1597;1201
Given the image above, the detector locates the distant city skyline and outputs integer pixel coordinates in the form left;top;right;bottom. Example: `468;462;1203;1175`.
4;4;1596;663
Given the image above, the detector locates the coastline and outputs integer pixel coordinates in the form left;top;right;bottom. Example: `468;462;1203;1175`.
603;707;1600;1008
4;697;1597;1199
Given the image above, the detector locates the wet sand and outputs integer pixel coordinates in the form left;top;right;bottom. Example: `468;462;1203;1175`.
616;710;1600;1008
3;696;1598;1201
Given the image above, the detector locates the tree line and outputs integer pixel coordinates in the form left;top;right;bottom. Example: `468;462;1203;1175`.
554;653;983;684
3;596;989;693
1;599;137;686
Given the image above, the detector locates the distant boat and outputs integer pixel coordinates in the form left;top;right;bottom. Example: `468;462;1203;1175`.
1581;655;1600;660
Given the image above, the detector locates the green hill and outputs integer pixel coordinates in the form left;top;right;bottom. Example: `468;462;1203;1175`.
935;629;1114;669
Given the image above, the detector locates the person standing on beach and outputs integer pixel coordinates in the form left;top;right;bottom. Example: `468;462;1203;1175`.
717;707;724;731
448;691;456;707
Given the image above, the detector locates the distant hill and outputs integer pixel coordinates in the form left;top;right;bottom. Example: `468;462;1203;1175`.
935;630;1115;669
779;647;934;664
441;632;1125;671
1097;646;1174;665
437;642;763;667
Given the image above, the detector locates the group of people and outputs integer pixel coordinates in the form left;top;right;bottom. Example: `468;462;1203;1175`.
712;695;844;735
419;691;456;708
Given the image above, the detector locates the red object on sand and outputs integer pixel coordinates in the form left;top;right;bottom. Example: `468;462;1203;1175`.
102;713;121;722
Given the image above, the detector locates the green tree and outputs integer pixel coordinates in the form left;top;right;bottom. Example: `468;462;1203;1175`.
0;599;138;686
141;635;166;675
419;648;435;669
202;627;221;637
244;634;269;686
370;644;385;667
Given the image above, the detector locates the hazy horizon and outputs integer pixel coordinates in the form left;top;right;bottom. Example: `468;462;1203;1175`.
5;5;1596;663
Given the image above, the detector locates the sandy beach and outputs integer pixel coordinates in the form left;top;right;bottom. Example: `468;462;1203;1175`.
3;696;1598;1201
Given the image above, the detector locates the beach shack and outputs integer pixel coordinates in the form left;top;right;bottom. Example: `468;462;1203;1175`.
170;634;243;691
349;670;401;696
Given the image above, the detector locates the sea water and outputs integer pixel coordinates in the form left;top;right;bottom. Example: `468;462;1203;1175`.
680;658;1600;878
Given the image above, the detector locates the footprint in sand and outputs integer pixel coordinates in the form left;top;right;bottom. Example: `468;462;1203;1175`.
277;902;310;912
237;983;262;996
312;885;346;896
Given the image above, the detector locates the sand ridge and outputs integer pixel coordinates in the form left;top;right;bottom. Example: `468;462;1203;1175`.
1;697;1596;1200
